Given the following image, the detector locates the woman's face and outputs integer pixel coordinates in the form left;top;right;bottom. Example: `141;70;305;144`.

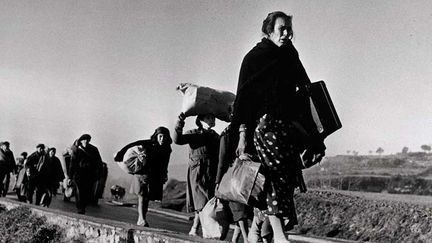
201;115;216;129
49;150;56;157
156;133;166;146
80;139;89;148
269;17;291;47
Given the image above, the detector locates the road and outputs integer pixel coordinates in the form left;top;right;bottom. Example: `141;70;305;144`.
6;192;194;235
4;192;351;243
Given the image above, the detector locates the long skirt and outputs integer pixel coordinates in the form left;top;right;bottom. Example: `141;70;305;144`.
253;114;305;225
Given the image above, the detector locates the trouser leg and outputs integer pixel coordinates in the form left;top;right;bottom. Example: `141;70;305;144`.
35;185;43;206
0;171;6;197
27;181;36;204
75;179;93;214
3;173;10;196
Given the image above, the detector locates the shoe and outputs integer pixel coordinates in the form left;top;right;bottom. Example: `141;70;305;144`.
137;219;149;227
188;227;198;236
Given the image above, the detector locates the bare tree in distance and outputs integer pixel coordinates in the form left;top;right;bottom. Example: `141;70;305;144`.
401;146;409;154
376;147;384;156
420;144;431;153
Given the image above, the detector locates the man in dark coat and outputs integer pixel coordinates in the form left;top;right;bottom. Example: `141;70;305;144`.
69;134;103;214
28;147;64;207
0;141;15;197
47;148;65;196
25;143;47;204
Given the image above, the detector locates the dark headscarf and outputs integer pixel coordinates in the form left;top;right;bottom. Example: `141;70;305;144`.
150;127;172;145
78;134;91;142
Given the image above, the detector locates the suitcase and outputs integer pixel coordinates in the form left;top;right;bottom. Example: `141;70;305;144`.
308;80;342;137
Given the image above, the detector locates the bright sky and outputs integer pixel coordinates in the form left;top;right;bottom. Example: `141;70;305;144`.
1;0;431;179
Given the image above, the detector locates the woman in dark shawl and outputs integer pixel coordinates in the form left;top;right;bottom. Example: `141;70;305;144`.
114;127;172;227
231;11;326;243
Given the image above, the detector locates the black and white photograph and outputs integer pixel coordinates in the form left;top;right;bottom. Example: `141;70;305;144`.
0;1;431;242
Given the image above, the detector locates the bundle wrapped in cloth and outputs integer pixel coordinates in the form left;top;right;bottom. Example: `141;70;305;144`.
176;83;235;122
116;145;148;174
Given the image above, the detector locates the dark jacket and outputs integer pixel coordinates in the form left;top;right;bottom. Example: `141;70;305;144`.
26;151;45;181
69;144;102;182
231;38;316;154
34;155;64;187
48;156;65;184
0;149;15;173
114;139;172;200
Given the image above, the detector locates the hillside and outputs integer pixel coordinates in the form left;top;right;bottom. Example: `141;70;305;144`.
294;190;432;243
303;153;432;195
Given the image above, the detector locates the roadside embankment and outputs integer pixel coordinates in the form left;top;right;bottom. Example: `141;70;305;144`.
294;190;432;243
0;198;223;243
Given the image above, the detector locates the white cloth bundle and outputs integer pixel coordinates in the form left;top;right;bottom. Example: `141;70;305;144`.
176;83;235;122
116;145;147;174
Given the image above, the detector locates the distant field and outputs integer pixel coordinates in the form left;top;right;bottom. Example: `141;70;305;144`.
311;189;432;206
303;153;432;196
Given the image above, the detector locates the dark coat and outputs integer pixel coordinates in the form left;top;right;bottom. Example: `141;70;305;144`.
215;125;237;184
26;151;45;181
69;144;103;182
114;139;172;201
231;38;316;154
0;149;15;173
173;127;220;212
34;155;64;187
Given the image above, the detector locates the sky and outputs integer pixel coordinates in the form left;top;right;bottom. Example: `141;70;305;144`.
1;0;432;181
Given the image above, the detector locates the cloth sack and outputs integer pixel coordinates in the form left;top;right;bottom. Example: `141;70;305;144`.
215;158;266;209
199;197;231;239
63;178;75;198
14;168;26;190
117;145;148;174
176;83;235;122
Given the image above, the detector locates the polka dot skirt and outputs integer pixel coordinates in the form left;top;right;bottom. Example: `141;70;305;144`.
253;114;303;223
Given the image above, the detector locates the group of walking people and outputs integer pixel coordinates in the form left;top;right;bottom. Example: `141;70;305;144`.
114;11;326;243
0;142;64;207
1;10;326;243
0;134;106;215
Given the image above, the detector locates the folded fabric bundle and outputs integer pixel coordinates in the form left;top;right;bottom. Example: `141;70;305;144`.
116;145;148;174
176;83;235;122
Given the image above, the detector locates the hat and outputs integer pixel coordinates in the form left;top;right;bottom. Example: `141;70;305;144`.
0;141;10;147
78;134;91;142
36;144;45;149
